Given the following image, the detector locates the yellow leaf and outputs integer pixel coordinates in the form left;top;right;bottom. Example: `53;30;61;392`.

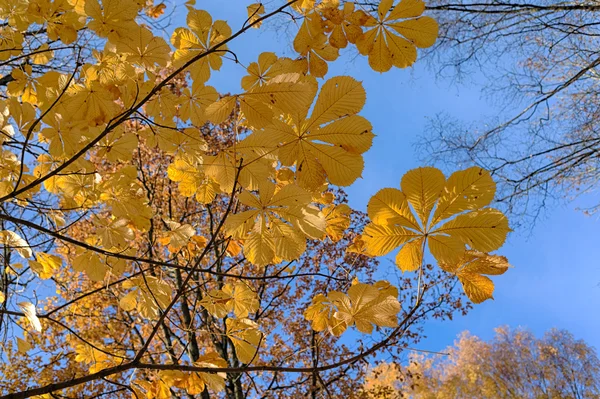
367;187;420;230
428;234;465;268
434;208;510;252
167;157;205;197
360;166;510;303
248;76;373;190
179;83;219;126
171;9;231;83
31;44;54;65
306;76;366;129
247;3;265;28
304;294;334;332
395;237;423;272
224;182;325;266
226;318;262;364
123;276;172;319
72;250;107;282
460;252;510;275
355;0;438;71
362;223;419;256
432;167;496;225
239;96;274;129
244;73;317;117
320;2;364;49
28;253;62;280
94;217;134;250
241;52;290;90
85;0;139;42
328;281;400;335
270;219;307;262
244;228;275;267
205;96;236;125
387;17;438;47
196;179;220;204
400;166;445;226
194;352;227;392
199;288;231;318
115;26;170;68
119;290;138;312
386;0;425;19
162;220;195;249
17;337;31;353
457;273;494;304
230;282;260;318
323;203;351;242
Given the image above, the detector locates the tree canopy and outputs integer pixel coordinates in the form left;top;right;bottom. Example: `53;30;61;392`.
362;327;600;399
0;1;513;398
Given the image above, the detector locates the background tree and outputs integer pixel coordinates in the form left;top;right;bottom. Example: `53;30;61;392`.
0;1;511;398
366;0;600;223
361;327;600;398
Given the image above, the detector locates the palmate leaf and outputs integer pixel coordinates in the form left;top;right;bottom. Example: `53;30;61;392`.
199;282;259;318
355;0;438;72
223;181;324;267
171;9;231;83
442;251;511;303
238;75;374;191
361;166;511;303
322;203;351;242
304;281;400;336
226;318;262;364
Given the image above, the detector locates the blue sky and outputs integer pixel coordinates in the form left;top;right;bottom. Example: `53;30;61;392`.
172;1;600;352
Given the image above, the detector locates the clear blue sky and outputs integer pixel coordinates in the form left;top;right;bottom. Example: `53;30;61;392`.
173;1;600;352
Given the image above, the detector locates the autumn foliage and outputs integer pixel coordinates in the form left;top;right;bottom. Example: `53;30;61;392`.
362;327;600;398
0;0;510;398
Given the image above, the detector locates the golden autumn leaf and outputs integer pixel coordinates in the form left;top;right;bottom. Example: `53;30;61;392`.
115;25;171;68
72;250;108;281
194;352;228;392
223;181;325;266
199;282;259;319
293;11;339;77
85;0;139;42
239;76;373;190
320;1;366;49
323;203;351;242
247;3;265;28
441;251;511;303
355;0;438;71
457;273;495;304
305;281;400;336
29;252;62;279
171;8;231;83
226;318;262;364
362;166;510;300
121;276;173;318
160;220;195;249
17;337;32;353
241;52;303;91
